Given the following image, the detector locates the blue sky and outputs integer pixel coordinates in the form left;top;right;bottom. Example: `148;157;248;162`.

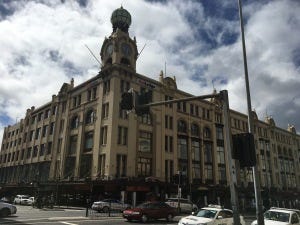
0;0;300;144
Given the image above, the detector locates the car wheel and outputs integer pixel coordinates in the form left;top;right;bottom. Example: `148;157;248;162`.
141;214;148;223
166;213;173;221
102;206;109;213
0;208;10;217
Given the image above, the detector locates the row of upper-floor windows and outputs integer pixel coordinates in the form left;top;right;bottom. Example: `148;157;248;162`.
0;142;52;164
2;123;55;151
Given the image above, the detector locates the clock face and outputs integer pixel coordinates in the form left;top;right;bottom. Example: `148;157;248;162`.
106;44;113;56
121;43;132;56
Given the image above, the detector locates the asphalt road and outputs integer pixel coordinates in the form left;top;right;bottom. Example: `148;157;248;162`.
0;205;256;225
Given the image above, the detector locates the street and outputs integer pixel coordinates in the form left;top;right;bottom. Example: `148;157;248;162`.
0;205;256;225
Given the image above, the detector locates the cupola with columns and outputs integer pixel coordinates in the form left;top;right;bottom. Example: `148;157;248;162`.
100;6;138;70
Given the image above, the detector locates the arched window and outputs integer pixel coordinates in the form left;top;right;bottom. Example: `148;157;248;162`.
191;123;200;136
203;127;211;139
71;116;79;129
85;109;95;124
178;120;187;133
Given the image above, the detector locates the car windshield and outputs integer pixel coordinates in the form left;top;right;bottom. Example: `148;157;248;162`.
136;202;151;209
196;209;218;219
264;211;290;222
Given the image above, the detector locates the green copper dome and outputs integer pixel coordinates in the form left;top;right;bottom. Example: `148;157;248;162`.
111;6;131;33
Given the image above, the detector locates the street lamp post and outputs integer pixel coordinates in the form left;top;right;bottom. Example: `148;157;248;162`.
237;0;264;224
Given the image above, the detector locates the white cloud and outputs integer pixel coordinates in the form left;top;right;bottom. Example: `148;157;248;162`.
0;0;300;146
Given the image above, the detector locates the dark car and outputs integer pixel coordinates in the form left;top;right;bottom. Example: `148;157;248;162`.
123;201;177;222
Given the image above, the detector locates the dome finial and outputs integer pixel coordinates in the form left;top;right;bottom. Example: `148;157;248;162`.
111;6;131;33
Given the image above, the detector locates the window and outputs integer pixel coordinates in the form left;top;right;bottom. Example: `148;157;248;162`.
165;115;173;129
40;144;45;156
102;103;109;119
217;146;225;164
178;137;188;159
178;120;187;133
100;126;108;145
27;147;32;159
103;80;110;94
191;140;200;161
118;126;128;145
85;109;95;124
116;154;127;177
69;135;78;155
205;164;213;180
216;126;223;140
84;132;93;152
30;130;34;141
42;125;48;137
47;142;52;155
52;105;57;115
49;122;55;135
120;80;130;93
165;135;173;152
139;131;152;152
192;164;201;179
165;95;173;108
218;166;226;181
71;116;79;129
33;146;38;157
73;94;81;108
87;87;97;101
191;123;200;136
138;157;152;176
79;154;92;178
138;113;152;125
203;127;211;139
44;109;51;119
38;112;43;121
204;142;212;163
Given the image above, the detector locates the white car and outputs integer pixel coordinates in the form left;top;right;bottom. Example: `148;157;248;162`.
165;198;198;213
91;199;131;212
178;205;246;225
13;195;31;205
0;201;17;217
251;207;300;225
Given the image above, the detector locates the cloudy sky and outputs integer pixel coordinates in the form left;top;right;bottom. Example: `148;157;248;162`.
0;0;300;144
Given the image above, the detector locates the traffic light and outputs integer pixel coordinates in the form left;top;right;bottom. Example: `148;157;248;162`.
232;133;256;167
135;91;152;116
120;92;134;110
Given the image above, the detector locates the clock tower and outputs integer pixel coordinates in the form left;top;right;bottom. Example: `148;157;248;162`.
100;6;138;70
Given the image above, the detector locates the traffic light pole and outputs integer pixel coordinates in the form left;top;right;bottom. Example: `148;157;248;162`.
220;90;241;225
135;91;241;225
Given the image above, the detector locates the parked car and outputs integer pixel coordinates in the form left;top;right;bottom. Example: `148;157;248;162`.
123;201;177;222
178;204;246;225
165;198;198;213
251;207;300;225
0;201;17;217
28;197;35;205
13;195;31;205
91;199;131;212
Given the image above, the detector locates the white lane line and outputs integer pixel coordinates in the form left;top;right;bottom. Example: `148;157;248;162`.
60;222;78;225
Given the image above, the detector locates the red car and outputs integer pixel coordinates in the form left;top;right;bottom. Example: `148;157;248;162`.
123;201;177;222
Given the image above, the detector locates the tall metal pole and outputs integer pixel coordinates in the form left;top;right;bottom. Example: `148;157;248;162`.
237;0;264;224
221;90;241;225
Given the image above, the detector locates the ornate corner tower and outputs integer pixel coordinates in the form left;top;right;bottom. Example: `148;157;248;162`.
100;6;138;70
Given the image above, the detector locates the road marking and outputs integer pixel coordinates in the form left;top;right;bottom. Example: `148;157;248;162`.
60;222;78;225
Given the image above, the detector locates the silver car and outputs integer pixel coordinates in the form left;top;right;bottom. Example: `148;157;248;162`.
92;199;131;212
165;198;198;213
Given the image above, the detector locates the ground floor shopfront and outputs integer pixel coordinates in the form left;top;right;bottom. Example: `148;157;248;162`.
0;179;299;211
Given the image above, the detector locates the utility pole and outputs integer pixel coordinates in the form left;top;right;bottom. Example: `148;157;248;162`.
221;90;241;225
237;0;264;224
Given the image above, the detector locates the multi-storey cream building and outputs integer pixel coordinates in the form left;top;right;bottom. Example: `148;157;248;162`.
0;7;299;209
